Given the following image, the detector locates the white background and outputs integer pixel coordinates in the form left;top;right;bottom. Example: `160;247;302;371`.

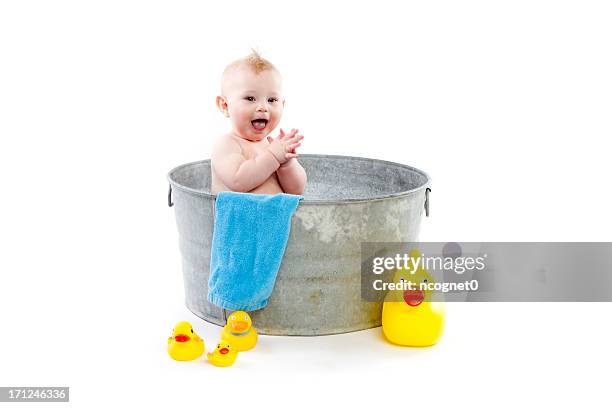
1;0;611;406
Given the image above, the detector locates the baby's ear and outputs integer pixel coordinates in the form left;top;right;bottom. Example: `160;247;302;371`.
216;96;230;117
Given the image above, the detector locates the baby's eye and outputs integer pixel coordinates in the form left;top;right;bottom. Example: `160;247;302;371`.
268;97;278;103
244;96;255;102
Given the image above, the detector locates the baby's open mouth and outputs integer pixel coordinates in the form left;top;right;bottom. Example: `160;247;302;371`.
251;119;268;131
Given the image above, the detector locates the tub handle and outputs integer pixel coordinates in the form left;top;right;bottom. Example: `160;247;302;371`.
168;185;174;207
425;187;431;217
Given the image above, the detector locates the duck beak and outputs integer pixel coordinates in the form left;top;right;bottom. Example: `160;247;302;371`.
231;321;248;332
403;290;424;307
219;347;229;355
174;334;191;342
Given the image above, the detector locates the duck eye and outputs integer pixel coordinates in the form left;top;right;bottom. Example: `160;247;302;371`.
245;316;249;320
399;278;405;283
423;279;428;283
191;328;193;333
231;316;236;320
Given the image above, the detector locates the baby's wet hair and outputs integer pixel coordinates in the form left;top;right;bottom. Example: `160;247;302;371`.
244;48;275;74
220;49;281;96
224;48;277;75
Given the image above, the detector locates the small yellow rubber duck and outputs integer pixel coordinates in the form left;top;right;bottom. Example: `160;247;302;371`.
382;249;446;347
207;341;238;367
167;321;205;361
221;311;258;352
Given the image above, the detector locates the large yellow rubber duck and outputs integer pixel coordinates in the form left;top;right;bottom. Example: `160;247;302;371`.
221;311;258;352
207;341;238;367
382;249;446;347
167;321;205;361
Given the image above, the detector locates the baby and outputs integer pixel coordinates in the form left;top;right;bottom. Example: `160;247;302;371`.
211;51;307;195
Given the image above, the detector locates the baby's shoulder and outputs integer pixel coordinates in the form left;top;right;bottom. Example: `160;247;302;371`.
212;133;243;157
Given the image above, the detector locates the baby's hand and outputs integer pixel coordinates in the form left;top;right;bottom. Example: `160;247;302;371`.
266;128;304;164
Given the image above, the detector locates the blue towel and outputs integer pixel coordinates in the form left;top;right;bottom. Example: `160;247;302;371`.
208;192;303;311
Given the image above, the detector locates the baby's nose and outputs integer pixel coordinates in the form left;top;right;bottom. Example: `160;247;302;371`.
256;103;267;112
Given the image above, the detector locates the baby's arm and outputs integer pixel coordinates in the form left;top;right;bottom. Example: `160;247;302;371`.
276;159;307;195
266;129;307;195
211;136;280;193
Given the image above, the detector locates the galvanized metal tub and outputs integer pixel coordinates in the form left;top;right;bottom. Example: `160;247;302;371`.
167;154;431;335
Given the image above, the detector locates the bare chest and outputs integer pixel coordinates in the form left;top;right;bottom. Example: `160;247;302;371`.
234;138;269;160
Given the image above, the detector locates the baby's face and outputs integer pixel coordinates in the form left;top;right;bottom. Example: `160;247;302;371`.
220;67;284;142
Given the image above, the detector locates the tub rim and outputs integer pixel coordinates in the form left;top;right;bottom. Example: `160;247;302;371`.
167;154;431;205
